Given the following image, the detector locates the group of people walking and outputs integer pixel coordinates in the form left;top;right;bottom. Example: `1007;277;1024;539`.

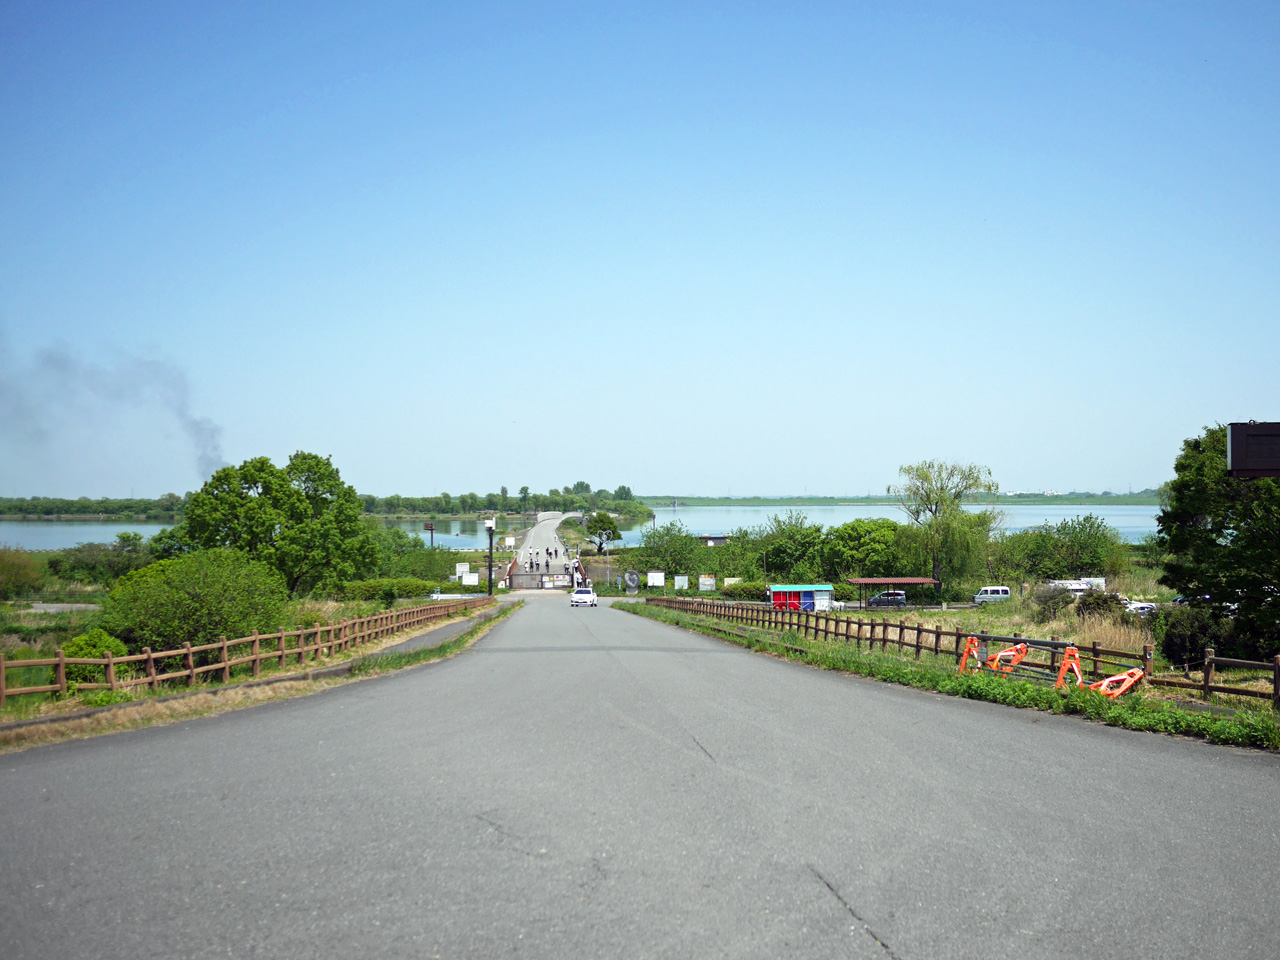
522;539;564;573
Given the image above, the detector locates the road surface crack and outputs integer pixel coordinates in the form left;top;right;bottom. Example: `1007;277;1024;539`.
808;865;900;959
690;734;716;763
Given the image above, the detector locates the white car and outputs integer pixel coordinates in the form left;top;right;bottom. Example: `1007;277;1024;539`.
570;587;598;607
1126;601;1157;617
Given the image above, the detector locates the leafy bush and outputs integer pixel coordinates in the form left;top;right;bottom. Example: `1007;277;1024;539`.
0;547;42;599
1075;591;1126;620
100;549;288;659
1030;586;1074;624
61;628;129;688
1160;606;1235;665
720;581;769;602
337;578;436;601
832;583;857;603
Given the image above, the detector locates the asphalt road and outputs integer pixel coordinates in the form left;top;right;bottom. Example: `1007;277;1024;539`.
2;593;1278;959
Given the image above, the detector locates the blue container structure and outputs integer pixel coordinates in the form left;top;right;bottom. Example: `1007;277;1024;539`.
769;584;834;612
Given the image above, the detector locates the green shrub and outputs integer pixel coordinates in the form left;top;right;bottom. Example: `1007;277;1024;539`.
61;628;129;688
1075;591;1126;620
335;578;438;601
0;548;42;599
720;581;769;602
1160;606;1235;665
832;583;857;603
1030;586;1074;624
100;549;288;663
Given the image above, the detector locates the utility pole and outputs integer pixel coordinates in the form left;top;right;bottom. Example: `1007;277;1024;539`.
484;518;495;596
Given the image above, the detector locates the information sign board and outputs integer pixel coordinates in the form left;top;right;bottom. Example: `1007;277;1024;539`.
674;575;689;590
647;570;665;588
461;572;479;586
699;575;716;592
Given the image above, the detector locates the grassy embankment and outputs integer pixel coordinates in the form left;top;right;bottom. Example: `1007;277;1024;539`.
614;601;1280;750
0;601;520;752
0;596;504;721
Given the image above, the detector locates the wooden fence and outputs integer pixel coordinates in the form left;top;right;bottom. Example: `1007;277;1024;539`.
645;596;1152;678
640;597;1280;707
0;596;494;706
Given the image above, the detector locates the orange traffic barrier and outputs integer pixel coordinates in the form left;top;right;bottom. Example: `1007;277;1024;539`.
1089;667;1144;699
1055;647;1084;690
958;637;983;674
988;642;1028;675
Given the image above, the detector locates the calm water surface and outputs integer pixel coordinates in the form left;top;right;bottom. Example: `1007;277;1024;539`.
0;504;1158;551
620;503;1159;546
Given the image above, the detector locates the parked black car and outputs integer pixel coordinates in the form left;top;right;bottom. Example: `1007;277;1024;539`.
868;590;907;608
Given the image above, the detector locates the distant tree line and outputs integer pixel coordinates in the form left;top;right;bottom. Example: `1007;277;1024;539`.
0;494;185;519
360;483;651;521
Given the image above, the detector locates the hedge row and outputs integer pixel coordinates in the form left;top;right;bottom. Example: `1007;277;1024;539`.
334;578;489;601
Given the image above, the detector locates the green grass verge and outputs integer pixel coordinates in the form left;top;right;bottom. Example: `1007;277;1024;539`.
348;601;521;675
614;601;1280;751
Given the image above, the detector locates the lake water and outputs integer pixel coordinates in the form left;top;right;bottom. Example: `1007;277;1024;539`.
0;504;1159;551
617;503;1160;546
0;517;532;552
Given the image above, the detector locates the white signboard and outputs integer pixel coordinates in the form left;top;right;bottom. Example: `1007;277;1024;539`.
461;572;479;586
455;562;470;576
699;575;716;592
504;537;516;548
674;575;689;590
723;578;743;587
553;574;571;586
647;570;665;588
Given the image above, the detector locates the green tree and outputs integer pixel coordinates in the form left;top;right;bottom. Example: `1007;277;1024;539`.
639;521;700;575
499;485;510;510
613;485;634;501
889;460;999;589
1159;425;1280;655
100;549;289;659
585;511;622;553
183;452;374;595
519;486;530;511
760;511;824;581
820;518;902;581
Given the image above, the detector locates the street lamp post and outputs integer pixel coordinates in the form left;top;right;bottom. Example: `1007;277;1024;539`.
484;518;496;596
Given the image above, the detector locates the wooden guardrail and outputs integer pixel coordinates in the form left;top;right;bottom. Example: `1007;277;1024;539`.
0;596;494;705
640;596;1280;707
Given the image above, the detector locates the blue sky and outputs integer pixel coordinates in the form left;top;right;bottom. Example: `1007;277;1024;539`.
2;2;1277;499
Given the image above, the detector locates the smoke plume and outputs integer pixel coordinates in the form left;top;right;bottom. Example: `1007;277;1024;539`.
0;335;229;482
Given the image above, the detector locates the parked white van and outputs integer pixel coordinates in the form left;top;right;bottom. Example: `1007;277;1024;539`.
973;585;1011;604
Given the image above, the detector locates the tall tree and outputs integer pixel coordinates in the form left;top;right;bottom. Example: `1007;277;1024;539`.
585;511;622;553
888;460;998;587
184;452;374;595
1159;425;1280;653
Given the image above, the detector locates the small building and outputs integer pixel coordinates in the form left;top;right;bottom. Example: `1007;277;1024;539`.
770;584;835;612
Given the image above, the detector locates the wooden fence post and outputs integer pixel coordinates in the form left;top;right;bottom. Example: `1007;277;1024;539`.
144;647;156;688
252;632;261;678
1;652;6;707
105;650;117;691
56;650;67;697
1142;644;1154;685
277;633;286;668
1272;655;1280;711
1091;641;1100;680
219;637;229;682
1203;648;1215;699
914;623;922;660
183;643;195;686
934;624;941;657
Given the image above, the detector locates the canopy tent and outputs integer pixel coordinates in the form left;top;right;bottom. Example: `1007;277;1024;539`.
845;576;941;608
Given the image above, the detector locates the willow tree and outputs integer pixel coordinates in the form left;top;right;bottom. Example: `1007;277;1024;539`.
888;460;999;589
